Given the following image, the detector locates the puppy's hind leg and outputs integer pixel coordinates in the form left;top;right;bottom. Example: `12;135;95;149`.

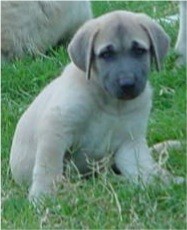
29;115;72;202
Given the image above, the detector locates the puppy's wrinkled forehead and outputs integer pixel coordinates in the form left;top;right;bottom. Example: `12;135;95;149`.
94;11;150;53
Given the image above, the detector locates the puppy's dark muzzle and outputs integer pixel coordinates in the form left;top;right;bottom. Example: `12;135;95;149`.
118;77;135;91
117;77;137;99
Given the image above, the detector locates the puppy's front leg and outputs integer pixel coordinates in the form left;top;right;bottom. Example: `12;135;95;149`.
29;113;72;201
115;139;185;185
114;139;157;184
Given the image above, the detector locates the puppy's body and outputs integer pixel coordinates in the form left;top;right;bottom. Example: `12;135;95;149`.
10;63;152;185
1;1;92;61
10;11;176;200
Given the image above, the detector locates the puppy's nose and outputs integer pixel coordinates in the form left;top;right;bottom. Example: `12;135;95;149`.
118;77;135;91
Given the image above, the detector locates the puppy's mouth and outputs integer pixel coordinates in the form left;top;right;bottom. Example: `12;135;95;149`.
104;80;144;100
116;91;139;100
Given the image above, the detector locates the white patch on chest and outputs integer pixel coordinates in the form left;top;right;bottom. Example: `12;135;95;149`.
78;110;132;159
73;83;152;160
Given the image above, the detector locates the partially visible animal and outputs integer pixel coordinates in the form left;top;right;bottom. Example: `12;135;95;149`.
175;1;186;66
1;1;92;62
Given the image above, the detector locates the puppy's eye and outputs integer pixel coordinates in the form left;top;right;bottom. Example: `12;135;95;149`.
132;46;147;55
99;45;116;60
99;50;114;59
131;41;147;56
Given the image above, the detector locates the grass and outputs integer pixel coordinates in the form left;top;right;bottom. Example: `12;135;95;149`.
1;1;186;229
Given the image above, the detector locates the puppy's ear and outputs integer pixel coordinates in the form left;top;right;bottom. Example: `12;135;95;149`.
138;14;170;71
68;20;99;80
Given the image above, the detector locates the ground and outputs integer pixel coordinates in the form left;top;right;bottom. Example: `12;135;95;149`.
1;1;186;229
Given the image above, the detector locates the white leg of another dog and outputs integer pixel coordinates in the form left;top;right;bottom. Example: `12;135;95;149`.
175;1;186;66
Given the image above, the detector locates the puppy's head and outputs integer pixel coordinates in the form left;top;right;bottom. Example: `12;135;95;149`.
68;11;170;100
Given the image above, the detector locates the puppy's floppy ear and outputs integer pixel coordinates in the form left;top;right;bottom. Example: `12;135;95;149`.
68;19;99;80
138;14;170;71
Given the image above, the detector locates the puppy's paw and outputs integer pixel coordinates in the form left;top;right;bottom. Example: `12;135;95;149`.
28;183;53;207
29;193;46;212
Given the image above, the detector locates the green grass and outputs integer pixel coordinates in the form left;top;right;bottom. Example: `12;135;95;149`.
1;1;186;229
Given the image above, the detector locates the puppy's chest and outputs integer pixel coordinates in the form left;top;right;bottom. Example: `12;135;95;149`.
77;111;128;157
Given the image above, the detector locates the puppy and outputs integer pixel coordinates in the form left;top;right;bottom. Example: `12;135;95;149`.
10;10;181;201
1;1;92;62
175;1;186;66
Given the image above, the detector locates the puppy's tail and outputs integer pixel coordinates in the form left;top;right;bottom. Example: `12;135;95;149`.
150;140;184;154
150;140;186;185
